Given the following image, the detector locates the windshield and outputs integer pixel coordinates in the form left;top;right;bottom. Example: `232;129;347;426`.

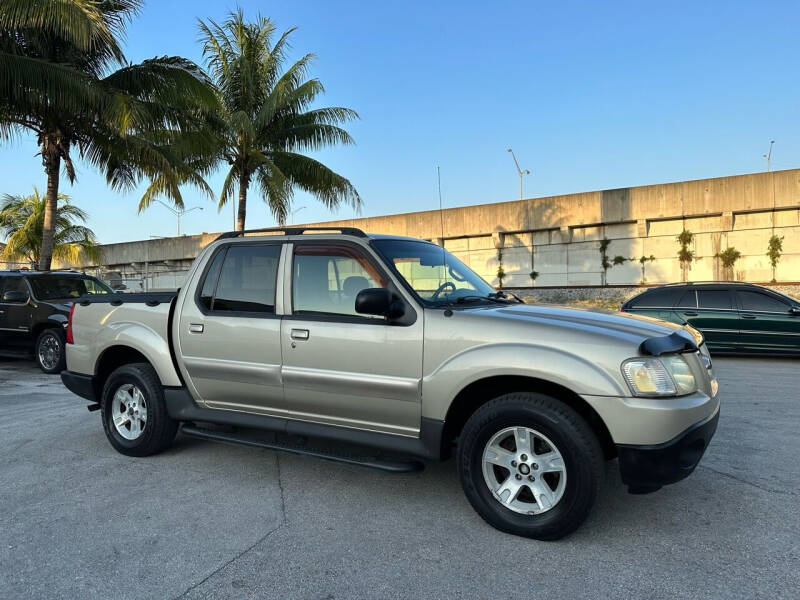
372;239;496;304
29;275;113;300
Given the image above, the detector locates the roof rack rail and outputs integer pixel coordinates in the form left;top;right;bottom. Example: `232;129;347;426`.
215;226;367;240
665;281;754;286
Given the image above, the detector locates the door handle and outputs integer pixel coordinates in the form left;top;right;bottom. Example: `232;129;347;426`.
683;311;698;316
188;323;204;333
291;328;309;340
741;313;756;319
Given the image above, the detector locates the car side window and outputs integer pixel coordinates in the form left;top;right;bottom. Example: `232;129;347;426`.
697;290;731;310
199;244;281;314
292;244;386;318
630;287;681;308
676;290;696;308
737;290;790;312
1;277;28;301
198;249;226;310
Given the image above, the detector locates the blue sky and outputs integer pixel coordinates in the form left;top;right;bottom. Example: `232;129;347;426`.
2;1;800;243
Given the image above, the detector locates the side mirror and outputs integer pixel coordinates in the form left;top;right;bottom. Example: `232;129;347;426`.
2;290;29;303
790;306;800;315
355;288;405;319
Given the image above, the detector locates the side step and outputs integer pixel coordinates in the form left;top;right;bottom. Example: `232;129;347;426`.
181;425;425;473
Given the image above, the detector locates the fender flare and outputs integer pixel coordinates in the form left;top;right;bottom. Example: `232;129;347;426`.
421;342;626;420
93;322;181;387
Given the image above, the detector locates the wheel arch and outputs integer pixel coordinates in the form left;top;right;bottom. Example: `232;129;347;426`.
441;375;616;460
93;346;154;400
31;317;67;340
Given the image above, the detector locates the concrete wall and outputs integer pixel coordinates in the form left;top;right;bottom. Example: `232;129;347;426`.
53;168;800;288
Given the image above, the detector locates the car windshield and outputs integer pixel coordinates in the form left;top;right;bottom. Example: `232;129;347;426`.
372;239;497;305
29;275;113;300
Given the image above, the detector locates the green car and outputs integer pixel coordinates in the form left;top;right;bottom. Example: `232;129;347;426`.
621;282;800;355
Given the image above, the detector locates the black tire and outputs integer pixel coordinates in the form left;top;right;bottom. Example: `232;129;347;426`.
35;328;66;374
457;392;603;541
101;363;179;457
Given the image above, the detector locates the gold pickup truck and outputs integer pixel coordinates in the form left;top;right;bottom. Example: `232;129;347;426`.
60;227;719;540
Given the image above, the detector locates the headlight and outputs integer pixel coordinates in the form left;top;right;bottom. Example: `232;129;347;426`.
661;354;697;395
622;354;697;397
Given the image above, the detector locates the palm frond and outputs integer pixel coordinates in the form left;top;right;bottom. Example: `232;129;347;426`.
270;151;361;213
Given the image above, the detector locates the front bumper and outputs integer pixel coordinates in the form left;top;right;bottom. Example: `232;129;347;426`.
61;370;97;403
616;405;719;493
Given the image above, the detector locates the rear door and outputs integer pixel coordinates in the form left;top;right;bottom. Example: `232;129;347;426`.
735;289;800;353
683;288;740;351
176;242;287;415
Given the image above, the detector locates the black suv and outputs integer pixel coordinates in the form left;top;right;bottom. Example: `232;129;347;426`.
621;282;800;355
0;270;113;373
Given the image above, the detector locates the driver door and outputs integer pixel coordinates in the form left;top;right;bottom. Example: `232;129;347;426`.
280;242;424;435
0;277;33;352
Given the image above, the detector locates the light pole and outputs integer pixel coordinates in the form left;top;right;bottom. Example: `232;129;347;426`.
154;200;203;236
763;140;775;172
289;206;306;225
506;148;531;200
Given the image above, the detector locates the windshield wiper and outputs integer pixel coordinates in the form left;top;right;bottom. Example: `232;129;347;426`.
489;290;525;303
453;295;512;305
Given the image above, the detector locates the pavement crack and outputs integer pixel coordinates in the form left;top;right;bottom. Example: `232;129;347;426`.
171;522;285;600
276;453;287;524
170;452;289;600
698;465;797;496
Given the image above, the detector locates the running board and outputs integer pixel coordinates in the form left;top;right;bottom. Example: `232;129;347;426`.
180;425;425;473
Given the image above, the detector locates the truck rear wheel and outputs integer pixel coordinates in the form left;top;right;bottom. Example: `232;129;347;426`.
457;392;603;540
101;363;178;457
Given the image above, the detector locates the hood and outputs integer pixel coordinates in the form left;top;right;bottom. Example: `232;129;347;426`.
476;303;698;346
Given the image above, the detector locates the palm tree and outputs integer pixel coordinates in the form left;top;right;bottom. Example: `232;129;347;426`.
197;10;361;229
0;0;219;270
0;188;100;267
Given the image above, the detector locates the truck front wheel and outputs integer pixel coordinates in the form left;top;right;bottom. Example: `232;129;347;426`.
457;392;603;540
101;363;178;457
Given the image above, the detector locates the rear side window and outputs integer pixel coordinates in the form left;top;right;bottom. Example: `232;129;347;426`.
627;287;682;308
697;290;732;310
737;290;790;312
198;250;225;310
199;244;281;313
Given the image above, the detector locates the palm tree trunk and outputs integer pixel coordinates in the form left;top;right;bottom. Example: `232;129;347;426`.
39;150;61;271
236;172;249;231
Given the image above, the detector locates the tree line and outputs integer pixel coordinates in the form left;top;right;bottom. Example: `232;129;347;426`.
0;1;360;270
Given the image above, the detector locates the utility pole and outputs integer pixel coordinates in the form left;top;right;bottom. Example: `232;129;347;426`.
506;148;531;200
154;200;203;236
764;140;775;172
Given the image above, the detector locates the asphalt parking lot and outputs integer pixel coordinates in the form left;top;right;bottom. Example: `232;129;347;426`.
1;357;798;600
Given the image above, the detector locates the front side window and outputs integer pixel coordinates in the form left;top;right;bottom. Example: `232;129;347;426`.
372;239;494;304
630;287;682;308
737;290;790;312
1;277;28;301
200;244;281;313
676;290;697;308
28;275;112;300
292;244;386;318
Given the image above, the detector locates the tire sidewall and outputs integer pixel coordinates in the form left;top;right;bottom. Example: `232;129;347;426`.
458;394;602;539
35;328;66;374
101;365;160;453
